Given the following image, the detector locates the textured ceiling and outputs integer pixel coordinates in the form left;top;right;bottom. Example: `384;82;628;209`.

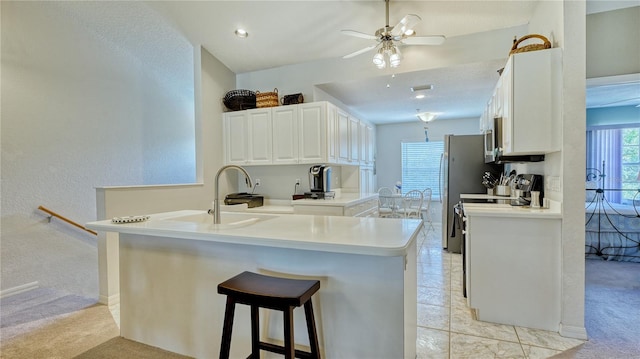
144;0;639;124
58;1;640;125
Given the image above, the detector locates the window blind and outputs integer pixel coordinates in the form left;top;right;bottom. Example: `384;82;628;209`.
401;141;444;196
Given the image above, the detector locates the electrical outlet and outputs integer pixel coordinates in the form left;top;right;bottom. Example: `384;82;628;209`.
255;178;261;186
295;178;301;185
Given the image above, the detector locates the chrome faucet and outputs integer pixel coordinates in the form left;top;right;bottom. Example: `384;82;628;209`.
213;165;253;224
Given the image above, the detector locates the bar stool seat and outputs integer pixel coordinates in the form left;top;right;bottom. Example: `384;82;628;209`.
217;271;321;359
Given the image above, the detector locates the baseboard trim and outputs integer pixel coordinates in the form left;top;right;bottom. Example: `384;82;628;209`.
559;323;588;340
0;281;39;299
99;293;120;307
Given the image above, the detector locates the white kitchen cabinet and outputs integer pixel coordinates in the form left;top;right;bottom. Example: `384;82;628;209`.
349;116;360;163
360;167;375;195
344;198;378;217
223;111;249;165
337;108;350;164
224;102;375;193
223;108;272;165
272;106;298;164
337;109;362;165
359;120;377;166
293;198;378;217
465;213;561;331
363;123;375;166
326;103;338;164
298;102;329;164
501;48;562;155
360;121;368;165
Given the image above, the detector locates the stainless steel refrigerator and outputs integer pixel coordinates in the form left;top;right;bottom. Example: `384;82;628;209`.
440;134;500;253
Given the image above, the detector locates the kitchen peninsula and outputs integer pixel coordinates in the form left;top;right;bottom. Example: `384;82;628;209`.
86;210;422;358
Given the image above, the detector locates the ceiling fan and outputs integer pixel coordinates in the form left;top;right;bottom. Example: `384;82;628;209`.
341;0;445;69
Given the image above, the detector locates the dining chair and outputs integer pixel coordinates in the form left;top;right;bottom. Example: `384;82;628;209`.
421;188;435;230
377;187;397;218
401;190;423;219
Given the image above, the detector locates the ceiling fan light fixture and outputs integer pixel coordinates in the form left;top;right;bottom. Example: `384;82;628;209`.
389;52;401;67
373;50;385;66
373;41;401;69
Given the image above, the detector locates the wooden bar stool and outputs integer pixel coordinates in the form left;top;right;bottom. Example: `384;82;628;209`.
217;271;321;359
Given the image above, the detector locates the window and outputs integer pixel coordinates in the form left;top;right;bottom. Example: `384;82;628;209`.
587;125;640;204
401;141;444;197
622;127;640;204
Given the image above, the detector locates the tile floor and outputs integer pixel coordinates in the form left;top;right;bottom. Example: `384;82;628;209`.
416;223;585;358
108;222;586;358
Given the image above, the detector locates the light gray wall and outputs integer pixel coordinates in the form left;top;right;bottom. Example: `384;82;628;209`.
587;6;640;78
1;2;195;296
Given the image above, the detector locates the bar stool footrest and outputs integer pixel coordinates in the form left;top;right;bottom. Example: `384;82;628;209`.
258;342;315;359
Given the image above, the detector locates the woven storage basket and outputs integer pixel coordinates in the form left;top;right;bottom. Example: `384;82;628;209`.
223;89;256;111
509;34;551;55
256;88;279;108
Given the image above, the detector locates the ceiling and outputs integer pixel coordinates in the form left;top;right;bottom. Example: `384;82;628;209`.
145;1;639;125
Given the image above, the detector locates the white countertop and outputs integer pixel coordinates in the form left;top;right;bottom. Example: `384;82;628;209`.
460;193;562;219
221;193;378;214
86;209;421;257
291;193;378;207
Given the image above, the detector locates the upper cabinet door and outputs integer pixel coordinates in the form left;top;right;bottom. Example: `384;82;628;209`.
502;48;561;155
337;108;350;164
349;116;360;163
223;111;249;165
246;109;272;164
272;106;298;164
298;102;327;164
326;103;338;164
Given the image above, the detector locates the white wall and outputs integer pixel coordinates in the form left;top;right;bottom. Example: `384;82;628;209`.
95;47;236;305
1;2;195;296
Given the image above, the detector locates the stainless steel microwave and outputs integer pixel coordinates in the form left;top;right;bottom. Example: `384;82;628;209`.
484;117;502;163
485;116;545;164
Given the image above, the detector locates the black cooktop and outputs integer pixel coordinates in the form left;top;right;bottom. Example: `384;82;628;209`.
461;197;530;206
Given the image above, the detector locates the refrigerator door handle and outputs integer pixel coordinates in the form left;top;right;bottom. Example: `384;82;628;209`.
438;153;444;203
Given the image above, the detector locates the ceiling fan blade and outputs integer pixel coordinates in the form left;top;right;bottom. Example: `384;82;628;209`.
343;45;378;59
402;35;446;46
341;30;378;41
390;14;421;37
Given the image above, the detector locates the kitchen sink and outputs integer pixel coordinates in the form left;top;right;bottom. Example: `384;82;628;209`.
166;211;277;228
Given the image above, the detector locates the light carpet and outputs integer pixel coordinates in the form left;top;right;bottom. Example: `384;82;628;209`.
1;287;190;358
551;258;640;359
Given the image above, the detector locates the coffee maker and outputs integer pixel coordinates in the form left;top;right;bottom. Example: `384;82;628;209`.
305;165;334;199
512;174;544;206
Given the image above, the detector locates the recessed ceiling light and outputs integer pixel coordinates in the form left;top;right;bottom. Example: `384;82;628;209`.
411;84;434;92
235;28;248;38
415;94;425;99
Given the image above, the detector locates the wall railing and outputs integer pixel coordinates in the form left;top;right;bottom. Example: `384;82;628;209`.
37;205;97;236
